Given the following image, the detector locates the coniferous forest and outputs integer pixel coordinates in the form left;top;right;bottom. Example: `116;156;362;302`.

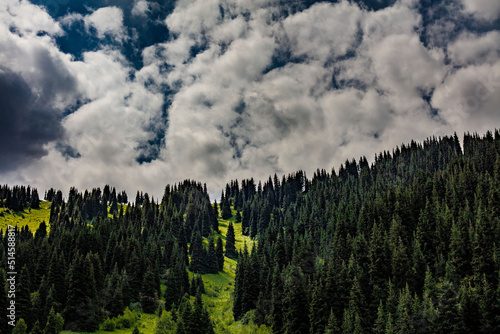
1;130;500;334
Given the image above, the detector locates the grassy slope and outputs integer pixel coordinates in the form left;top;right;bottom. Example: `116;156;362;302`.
201;208;269;333
59;206;270;334
0;200;51;232
61;314;158;334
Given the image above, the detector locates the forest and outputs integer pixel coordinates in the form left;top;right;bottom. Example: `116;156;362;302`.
1;130;500;334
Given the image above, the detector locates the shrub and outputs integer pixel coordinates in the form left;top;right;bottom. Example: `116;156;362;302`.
102;317;116;331
115;307;138;329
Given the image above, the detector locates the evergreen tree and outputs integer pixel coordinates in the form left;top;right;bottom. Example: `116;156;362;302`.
43;307;64;334
282;266;309;334
0;270;8;333
216;237;224;272
12;319;27;334
141;268;159;313
225;222;237;259
221;198;232;220
64;253;99;332
17;265;33;329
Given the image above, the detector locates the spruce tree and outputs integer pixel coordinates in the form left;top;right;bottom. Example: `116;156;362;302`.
189;232;206;274
17;265;33;329
225;222;237;259
221;198;232;220
282;266;309;334
0;269;8;333
64;253;99;332
140;268;158;313
12;319;27;334
43;307;64;334
216;237;224;271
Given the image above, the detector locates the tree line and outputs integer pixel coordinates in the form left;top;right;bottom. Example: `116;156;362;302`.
0;180;220;333
0;185;40;211
1;129;499;333
229;130;500;333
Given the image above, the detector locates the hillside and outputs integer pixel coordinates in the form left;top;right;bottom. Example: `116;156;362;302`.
0;200;51;232
1;130;500;334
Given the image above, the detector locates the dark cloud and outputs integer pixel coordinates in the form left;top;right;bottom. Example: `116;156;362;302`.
0;69;65;172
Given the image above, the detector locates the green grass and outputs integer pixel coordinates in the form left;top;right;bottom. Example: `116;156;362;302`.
60;313;158;334
58;206;268;334
0;201;51;232
196;206;268;334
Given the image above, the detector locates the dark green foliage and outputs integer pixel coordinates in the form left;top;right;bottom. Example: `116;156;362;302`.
221;192;232;220
140;268;159;313
225;222;237;259
12;319;27;334
216;237;224;271
0;270;8;333
0;185;40;211
165;245;190;310
43;307;64;334
17;265;33;329
63;253;100;332
189;232;219;274
3;130;500;333
282;266;309;334
230;130;500;333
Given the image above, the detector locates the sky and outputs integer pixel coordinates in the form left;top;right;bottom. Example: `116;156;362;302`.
0;0;499;200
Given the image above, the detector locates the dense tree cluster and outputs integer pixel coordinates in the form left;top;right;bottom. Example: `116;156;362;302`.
0;185;40;211
231;131;500;333
1;130;499;334
0;180;217;332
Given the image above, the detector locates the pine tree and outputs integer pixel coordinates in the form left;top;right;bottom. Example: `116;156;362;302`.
270;263;284;333
64;253;99;332
17;265;33;329
30;321;43;334
225;222;237;259
221;198;232;220
310;281;330;334
12;319;27;334
207;238;219;274
0;270;8;333
140;268;159;313
373;301;385;334
43;307;64;334
156;310;177;333
216;237;224;271
189;232;207;274
282;266;309;334
324;309;340;334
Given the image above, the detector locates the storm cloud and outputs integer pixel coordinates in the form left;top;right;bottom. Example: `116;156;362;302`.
0;0;499;198
0;69;65;172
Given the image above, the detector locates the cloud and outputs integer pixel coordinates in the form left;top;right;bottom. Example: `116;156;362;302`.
0;69;65;172
132;0;152;17
461;0;500;22
1;0;499;200
61;6;127;42
281;1;363;63
448;31;500;66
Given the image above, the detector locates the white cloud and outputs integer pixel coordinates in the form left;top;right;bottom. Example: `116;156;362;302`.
462;0;500;22
61;6;126;42
432;62;500;135
0;0;62;36
448;31;500;66
282;1;363;63
132;0;151;17
85;7;126;42
1;0;499;200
